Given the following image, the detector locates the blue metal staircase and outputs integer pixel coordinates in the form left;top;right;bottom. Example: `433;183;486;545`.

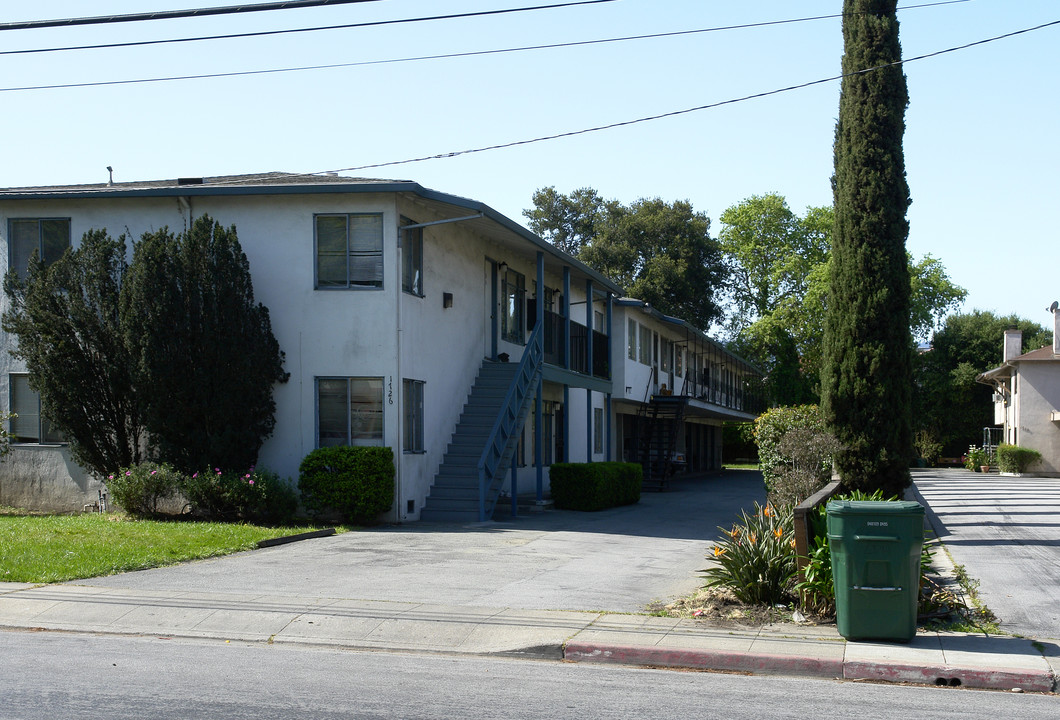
420;325;543;522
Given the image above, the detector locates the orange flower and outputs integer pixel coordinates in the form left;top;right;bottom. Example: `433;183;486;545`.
790;539;797;549
727;525;740;538
749;532;757;545
713;546;726;557
774;528;784;539
763;505;772;517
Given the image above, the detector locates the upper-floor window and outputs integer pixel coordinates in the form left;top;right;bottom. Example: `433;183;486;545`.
315;213;383;289
627;319;637;360
638;323;651;365
501;268;525;344
8;373;65;444
401;217;423;296
8;218;70;279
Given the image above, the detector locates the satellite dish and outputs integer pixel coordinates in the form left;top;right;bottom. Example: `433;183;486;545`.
1049;301;1059;313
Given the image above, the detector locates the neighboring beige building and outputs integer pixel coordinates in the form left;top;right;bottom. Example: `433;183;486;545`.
978;309;1060;476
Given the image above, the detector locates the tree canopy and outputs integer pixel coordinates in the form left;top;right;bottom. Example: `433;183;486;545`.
3;216;288;478
718;196;965;405
525;188;726;329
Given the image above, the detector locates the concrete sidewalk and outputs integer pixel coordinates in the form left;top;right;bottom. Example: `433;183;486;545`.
2;581;1055;694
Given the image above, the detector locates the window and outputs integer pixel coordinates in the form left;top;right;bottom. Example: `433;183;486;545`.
9;218;70;279
594;310;604;330
8;374;64;443
593;407;604;454
661;339;671;374
627;319;637;360
676;346;684;378
315;213;383;289
316;377;383;447
638;324;651;365
501;268;525;344
401;217;423;296
403;379;424;453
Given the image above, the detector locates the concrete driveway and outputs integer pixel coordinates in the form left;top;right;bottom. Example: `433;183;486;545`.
912;468;1060;641
81;470;766;613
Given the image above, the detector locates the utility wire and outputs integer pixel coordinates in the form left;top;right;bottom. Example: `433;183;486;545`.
2;0;965;56
302;19;1060;176
0;0;382;32
2;0;618;56
0;2;979;92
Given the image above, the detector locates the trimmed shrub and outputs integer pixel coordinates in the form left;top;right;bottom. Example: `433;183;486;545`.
754;404;832;497
995;444;1042;474
549;462;641;511
181;466;298;524
298;446;395;523
768;425;840;508
106;462;183;518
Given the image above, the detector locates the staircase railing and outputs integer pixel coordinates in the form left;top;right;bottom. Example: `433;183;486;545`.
477;322;543;521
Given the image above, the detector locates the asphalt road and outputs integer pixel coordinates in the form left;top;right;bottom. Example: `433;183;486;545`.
80;470;766;613
4;632;1057;719
912;469;1060;640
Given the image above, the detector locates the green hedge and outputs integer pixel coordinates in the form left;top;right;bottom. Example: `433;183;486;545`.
549;462;641;511
995;444;1042;474
298;446;395;523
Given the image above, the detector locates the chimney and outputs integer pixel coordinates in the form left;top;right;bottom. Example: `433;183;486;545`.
1053;303;1060;356
1003;327;1022;362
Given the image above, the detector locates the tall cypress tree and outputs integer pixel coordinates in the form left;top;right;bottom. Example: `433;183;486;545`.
822;0;913;496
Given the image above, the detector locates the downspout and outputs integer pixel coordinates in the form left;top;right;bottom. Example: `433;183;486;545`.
562;267;571;462
177;196;192;231
535;251;544;502
606;292;613;462
395;220;405;522
585;278;593;460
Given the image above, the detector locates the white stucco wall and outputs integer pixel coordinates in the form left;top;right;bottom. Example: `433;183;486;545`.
1012;362;1060;475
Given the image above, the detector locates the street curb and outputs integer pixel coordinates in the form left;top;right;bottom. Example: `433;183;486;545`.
563;642;843;678
256;528;336;548
843;660;1056;694
565;643;1056;693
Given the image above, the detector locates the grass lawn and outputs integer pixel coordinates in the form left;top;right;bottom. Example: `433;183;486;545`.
0;512;325;584
723;463;760;470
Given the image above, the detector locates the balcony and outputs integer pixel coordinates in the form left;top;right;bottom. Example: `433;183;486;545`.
533;309;609;381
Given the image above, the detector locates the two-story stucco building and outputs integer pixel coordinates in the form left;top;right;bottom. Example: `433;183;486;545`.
978;309;1060;476
0;173;762;520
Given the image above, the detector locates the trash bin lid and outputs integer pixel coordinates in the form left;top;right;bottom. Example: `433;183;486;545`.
826;500;924;516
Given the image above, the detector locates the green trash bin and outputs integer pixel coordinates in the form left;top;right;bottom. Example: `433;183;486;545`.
826;500;925;642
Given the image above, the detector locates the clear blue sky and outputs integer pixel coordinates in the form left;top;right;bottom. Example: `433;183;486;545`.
3;1;1057;338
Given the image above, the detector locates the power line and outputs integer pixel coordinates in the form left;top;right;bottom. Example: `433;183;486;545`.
303;19;1060;176
2;0;966;56
0;1;978;92
0;0;382;32
2;1;618;56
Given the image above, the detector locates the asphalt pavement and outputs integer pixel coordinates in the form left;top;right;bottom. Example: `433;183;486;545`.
0;469;1057;693
912;468;1060;641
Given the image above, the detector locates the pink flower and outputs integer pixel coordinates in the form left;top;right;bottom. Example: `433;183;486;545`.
248;479;255;485
108;475;114;480
125;471;131;476
192;472;199;478
244;474;251;479
150;470;157;476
